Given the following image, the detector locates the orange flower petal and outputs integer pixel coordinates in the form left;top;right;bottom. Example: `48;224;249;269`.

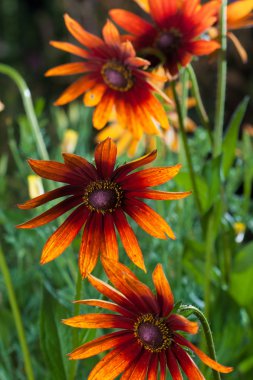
102;19;121;46
109;9;153;36
126;56;150;67
113;150;157;180
132;0;150;13
100;214;118;261
62;153;97;180
175;334;233;373
27;159;84;184
92;91;116;130
152;264;174;316
144;93;169;130
167;349;183;380
113;209;146;271
124;198;175;239
17;185;75;209
54;76;97;106
16;195;83;229
114;96;143;140
79;213;102;278
168;315;199;334
62;313;133;329
45;62;91;77
74;299;135;318
40;204;89;264
68;331;132;360
121;350;151;379
127;190;192;201
147;354;159;380
120;164;182;188
227;0;253;23
102;260;158;313
88;274;139;313
88;341;141;380
149;0;177;25
84;83;107;107
95;138;117;178
49;40;89;59
173;344;205;380
64;13;104;48
186;40;220;55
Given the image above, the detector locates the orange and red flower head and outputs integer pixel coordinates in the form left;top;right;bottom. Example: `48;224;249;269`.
110;0;220;75
45;14;170;139
63;261;233;379
17;138;191;277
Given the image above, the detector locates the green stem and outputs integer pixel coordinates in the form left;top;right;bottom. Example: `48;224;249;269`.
180;304;221;380
68;271;83;380
0;63;49;160
187;64;213;144
204;211;215;319
0;247;35;380
213;0;227;158
171;80;203;217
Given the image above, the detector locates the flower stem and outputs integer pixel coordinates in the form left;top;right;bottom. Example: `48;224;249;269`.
180;304;221;380
68;271;83;380
213;0;227;158
171;79;203;217
0;63;49;160
186;64;213;144
0;246;35;380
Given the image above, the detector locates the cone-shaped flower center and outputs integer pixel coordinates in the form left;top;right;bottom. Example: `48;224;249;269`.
134;313;172;352
83;180;123;213
101;61;134;92
156;29;182;57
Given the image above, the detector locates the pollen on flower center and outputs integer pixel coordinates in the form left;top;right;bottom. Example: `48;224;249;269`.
83;180;123;213
134;313;172;352
156;29;182;55
101;61;134;92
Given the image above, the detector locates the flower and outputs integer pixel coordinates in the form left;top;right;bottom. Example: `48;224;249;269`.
226;0;253;30
63;261;233;379
45;14;170;139
17;138;190;277
110;0;220;76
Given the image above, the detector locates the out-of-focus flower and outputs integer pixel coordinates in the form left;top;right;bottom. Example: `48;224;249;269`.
46;14;170;139
17;138;190;277
233;221;246;243
61;129;79;153
110;0;220;76
63;261;233;379
27;175;44;199
0;100;5;112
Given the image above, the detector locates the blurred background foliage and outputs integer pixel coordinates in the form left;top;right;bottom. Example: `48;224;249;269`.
0;0;253;379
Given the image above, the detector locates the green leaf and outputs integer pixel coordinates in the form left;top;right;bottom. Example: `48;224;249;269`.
202;155;222;210
40;287;71;380
232;241;253;273
222;96;249;178
229;266;253;306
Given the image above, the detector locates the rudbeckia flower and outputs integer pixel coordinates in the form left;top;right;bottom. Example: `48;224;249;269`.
63;261;233;379
17;138;190;277
110;0;220;75
45;14;170;139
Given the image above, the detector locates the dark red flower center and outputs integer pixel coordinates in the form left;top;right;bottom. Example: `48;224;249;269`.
134;313;172;352
101;61;133;92
155;29;182;57
83;180;123;214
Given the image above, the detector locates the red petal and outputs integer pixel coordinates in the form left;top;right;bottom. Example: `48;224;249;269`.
49;40;89;59
79;212;102;277
62;153;97;180
45;62;91;76
17;195;83;229
149;0;177;26
102;19;121;46
175;334;233;373
74;299;135;318
159;351;167;380
109;9;153;37
120;164;182;189
126;189;191;200
63;313;133;329
121;350;151;380
113;209;146;271
100;213;118;261
68;331;133;359
94;138;117;179
124;198;175;239
64;13;104;48
88;340;141;380
168;315;199;334
113;150;157;180
54;76;97;106
17;185;77;209
186;40;220;56
147;354;159;380
27;159;84;184
173;344;205;380
40;205;89;264
152;264;174;316
167;349;183;380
